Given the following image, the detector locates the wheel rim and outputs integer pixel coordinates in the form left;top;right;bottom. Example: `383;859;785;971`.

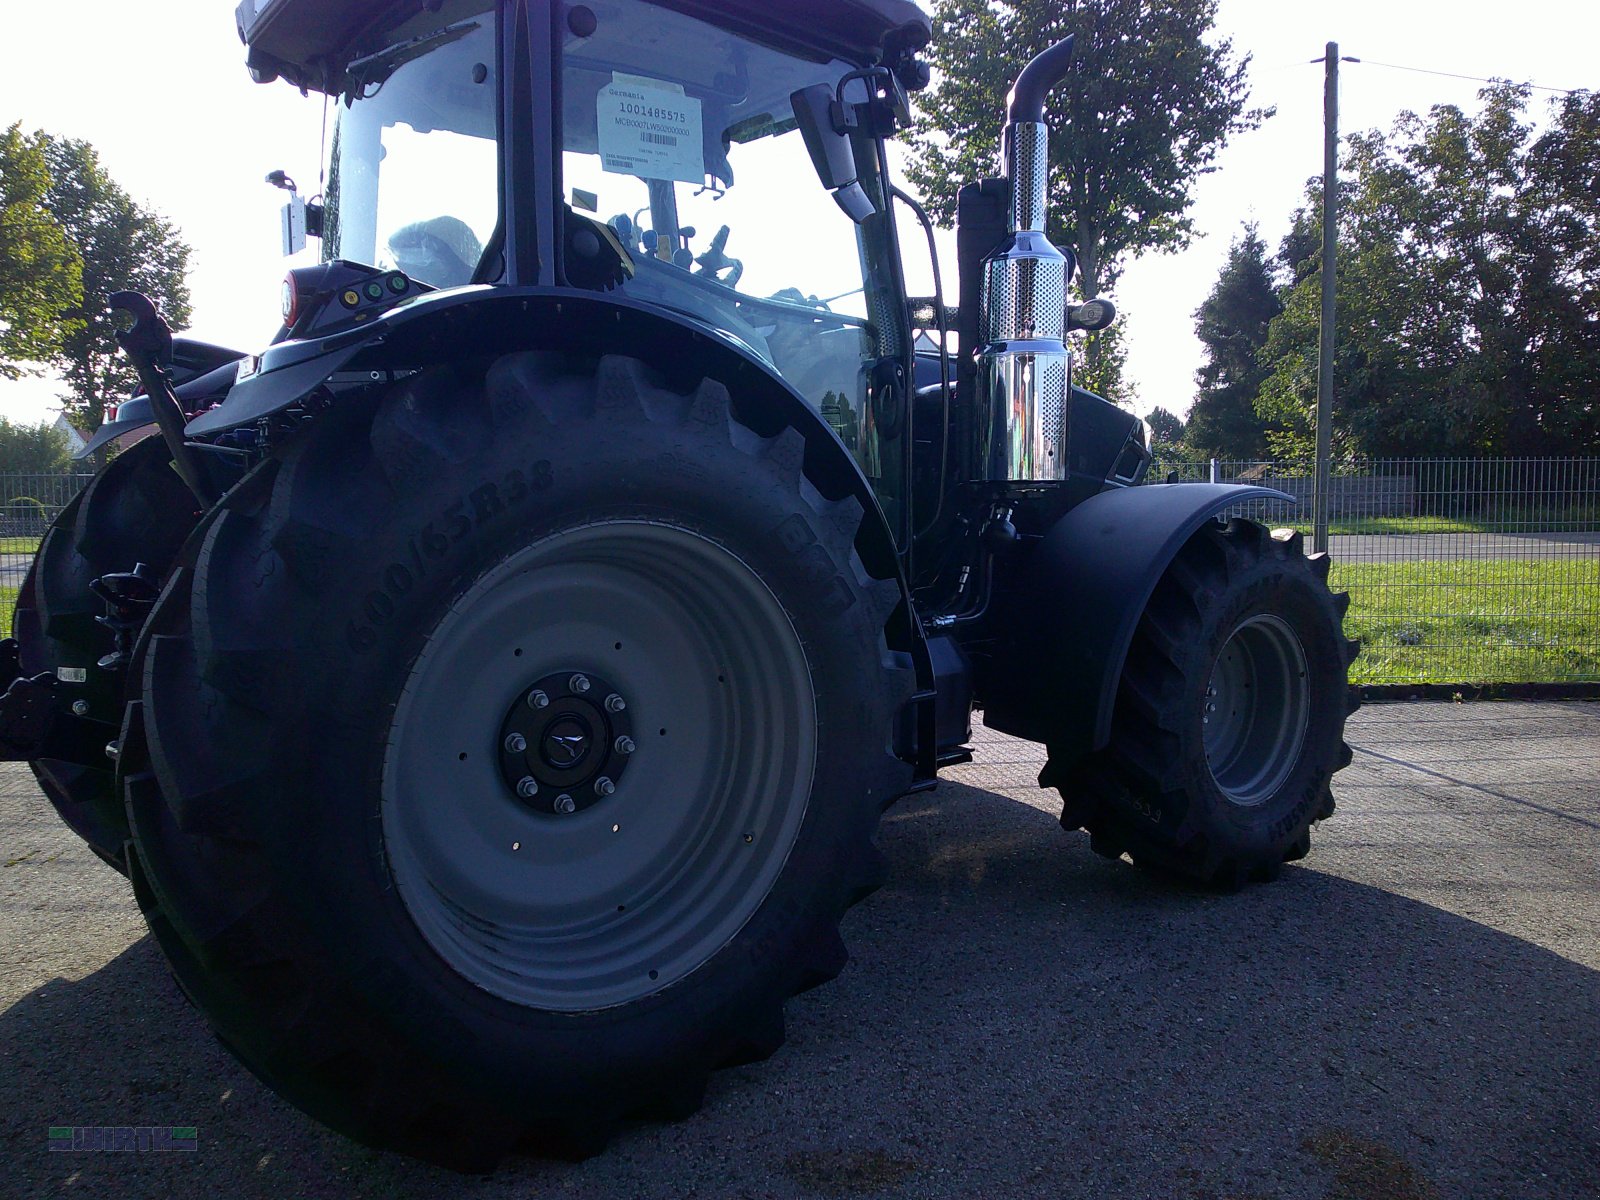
382;520;816;1011
1202;613;1310;807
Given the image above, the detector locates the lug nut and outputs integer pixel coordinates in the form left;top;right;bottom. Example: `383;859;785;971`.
569;673;591;694
614;735;635;755
594;776;615;797
527;689;549;709
604;693;626;713
504;732;527;754
71;699;90;717
554;794;576;814
516;776;539;798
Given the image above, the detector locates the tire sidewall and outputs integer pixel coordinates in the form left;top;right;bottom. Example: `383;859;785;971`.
212;387;901;1106
1170;552;1346;862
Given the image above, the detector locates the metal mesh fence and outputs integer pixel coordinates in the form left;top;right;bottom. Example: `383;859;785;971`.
1;473;95;540
1151;457;1600;685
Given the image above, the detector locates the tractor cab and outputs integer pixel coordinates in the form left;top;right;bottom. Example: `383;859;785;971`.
245;0;934;519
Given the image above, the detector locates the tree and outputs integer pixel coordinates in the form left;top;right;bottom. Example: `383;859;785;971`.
1073;321;1135;406
0;416;72;474
0;124;82;379
1183;224;1278;459
907;0;1268;388
39;136;192;429
1256;86;1600;458
1144;405;1185;449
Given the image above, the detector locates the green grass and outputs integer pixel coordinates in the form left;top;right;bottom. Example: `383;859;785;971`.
1264;513;1596;536
1332;558;1600;684
1;585;15;640
1327;515;1505;535
0;536;40;555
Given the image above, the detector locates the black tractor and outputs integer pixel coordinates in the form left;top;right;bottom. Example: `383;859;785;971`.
1;0;1356;1168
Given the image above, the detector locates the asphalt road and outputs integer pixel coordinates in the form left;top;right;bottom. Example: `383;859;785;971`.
1;553;30;591
2;701;1597;1199
1327;531;1600;562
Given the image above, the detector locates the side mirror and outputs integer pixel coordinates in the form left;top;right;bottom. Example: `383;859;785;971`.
791;85;875;224
266;169;321;256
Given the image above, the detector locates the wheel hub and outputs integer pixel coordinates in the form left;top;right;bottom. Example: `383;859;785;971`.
1203;613;1311;807
498;671;633;814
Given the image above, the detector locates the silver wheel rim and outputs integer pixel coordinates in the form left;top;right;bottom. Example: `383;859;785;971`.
382;521;816;1011
1203;613;1310;807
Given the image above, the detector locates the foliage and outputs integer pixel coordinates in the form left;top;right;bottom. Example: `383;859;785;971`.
0;124;82;379
1144;405;1185;448
39;135;192;429
1257;86;1600;458
906;0;1267;395
1072;321;1134;406
1184;224;1278;458
0;416;72;474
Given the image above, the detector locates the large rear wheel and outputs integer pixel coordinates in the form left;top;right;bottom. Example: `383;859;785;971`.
123;354;912;1167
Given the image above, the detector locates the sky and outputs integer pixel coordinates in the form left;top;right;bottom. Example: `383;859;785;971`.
1;0;1596;430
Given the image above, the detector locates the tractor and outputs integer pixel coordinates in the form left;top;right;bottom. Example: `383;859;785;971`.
0;0;1356;1168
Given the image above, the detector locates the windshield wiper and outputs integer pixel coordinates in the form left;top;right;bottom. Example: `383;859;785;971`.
345;20;480;93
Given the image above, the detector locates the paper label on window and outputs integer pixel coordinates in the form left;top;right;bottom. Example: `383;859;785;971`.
596;74;703;183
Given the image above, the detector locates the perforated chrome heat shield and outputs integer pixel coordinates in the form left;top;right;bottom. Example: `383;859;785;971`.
975;121;1070;482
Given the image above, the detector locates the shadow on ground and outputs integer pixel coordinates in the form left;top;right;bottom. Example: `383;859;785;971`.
2;770;1595;1200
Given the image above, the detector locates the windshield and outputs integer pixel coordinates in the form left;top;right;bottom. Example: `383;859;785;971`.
323;4;498;288
561;0;890;451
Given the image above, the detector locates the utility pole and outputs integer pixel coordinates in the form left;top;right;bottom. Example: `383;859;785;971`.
1313;42;1340;554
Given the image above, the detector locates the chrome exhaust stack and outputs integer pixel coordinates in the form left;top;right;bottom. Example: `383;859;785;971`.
975;36;1076;483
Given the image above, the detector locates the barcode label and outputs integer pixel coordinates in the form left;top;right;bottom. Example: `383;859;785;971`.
597;76;704;183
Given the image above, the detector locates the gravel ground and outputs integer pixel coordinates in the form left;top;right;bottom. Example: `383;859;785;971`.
1;701;1596;1199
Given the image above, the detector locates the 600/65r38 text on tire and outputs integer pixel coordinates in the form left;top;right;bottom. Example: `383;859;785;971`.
1052;519;1359;889
122;353;913;1167
10;435;198;871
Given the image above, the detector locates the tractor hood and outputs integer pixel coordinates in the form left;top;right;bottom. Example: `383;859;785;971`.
237;0;931;92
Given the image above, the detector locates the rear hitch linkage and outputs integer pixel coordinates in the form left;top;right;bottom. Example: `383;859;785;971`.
0;639;113;767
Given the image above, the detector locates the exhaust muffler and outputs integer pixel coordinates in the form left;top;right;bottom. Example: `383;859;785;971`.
974;36;1076;483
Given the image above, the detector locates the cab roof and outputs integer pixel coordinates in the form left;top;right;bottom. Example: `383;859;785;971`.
236;0;931;93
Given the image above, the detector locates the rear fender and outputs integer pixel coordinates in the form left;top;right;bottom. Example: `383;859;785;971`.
981;483;1293;767
188;287;935;768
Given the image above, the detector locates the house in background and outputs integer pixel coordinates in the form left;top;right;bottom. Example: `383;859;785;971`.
51;414;88;459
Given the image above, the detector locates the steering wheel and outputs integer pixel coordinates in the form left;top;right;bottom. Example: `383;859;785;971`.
694;225;743;287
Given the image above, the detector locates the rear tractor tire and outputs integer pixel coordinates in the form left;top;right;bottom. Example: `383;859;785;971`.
1052;518;1358;889
123;353;913;1167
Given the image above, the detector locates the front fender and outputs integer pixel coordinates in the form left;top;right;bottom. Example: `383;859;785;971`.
981;483;1293;767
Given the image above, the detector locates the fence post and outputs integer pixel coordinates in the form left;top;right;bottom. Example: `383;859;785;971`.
1313;42;1340;554
1209;458;1218;484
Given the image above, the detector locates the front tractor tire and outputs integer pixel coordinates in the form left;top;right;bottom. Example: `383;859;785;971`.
1054;519;1358;889
123;354;912;1167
